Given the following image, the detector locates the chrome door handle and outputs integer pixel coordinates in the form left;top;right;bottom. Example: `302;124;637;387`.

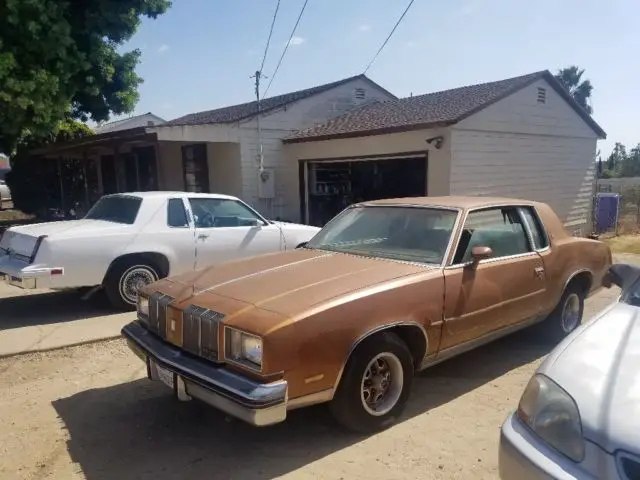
198;234;209;240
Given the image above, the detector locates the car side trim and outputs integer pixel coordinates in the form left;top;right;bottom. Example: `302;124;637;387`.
331;320;429;394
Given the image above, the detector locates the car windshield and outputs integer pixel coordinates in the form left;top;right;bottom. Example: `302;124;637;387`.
84;196;142;224
306;205;458;265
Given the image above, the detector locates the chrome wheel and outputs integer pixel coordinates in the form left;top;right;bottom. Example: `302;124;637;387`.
360;352;404;417
561;293;581;333
119;265;157;305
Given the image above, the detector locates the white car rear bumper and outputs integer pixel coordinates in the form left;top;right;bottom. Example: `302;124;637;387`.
0;253;60;289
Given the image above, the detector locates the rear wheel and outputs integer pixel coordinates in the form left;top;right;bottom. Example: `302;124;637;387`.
104;259;159;311
542;284;584;343
330;332;413;433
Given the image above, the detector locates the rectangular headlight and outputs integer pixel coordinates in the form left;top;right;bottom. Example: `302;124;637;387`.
225;327;262;370
137;294;149;319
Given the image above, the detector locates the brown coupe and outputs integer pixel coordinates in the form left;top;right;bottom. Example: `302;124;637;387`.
122;196;612;432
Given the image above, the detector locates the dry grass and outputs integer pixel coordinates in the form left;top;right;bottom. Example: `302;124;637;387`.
604;235;640;255
0;208;33;223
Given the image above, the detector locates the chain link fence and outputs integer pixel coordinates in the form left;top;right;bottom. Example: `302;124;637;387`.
595;181;640;235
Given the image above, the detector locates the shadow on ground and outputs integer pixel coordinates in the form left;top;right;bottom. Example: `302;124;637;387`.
0;290;114;330
53;328;553;480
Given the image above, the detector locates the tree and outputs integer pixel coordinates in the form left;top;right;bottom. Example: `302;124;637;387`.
554;66;594;114
6;118;94;216
606;142;628;173
0;0;171;154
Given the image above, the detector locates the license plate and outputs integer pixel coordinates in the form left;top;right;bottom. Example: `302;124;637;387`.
155;363;175;390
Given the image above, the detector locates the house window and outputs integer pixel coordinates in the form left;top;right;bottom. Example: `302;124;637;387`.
537;87;546;104
354;87;366;102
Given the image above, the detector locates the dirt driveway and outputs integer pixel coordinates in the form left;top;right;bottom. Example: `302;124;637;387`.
0;278;625;480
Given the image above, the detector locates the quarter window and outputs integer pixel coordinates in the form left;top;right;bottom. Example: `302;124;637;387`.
519;207;548;250
453;207;531;263
167;198;189;228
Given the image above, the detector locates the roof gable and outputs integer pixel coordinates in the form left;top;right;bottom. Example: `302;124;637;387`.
94;112;166;134
164;75;395;127
284;70;606;143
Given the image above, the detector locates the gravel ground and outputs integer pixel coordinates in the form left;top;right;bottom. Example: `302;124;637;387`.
0;279;625;480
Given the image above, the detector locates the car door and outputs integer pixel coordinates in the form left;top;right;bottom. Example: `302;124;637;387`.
439;206;547;350
163;198;198;275
188;197;283;270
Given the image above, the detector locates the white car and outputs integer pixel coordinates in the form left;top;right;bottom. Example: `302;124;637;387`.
0;168;10;207
0;192;320;309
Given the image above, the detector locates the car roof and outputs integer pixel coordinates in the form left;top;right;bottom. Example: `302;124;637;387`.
106;191;239;201
360;195;543;210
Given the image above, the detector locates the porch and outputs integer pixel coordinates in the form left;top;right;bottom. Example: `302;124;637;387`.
29;125;242;217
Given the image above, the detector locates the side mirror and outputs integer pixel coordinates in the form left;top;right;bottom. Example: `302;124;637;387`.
469;246;493;268
296;241;308;249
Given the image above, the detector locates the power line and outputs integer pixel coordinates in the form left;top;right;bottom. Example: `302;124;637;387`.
262;0;310;98
259;0;281;73
363;0;416;74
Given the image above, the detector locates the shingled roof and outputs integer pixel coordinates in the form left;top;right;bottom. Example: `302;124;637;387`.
284;70;606;143
165;74;394;127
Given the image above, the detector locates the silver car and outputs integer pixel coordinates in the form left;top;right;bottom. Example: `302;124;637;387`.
499;263;640;480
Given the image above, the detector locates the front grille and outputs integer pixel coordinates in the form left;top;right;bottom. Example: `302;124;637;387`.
618;452;640;480
148;292;174;337
180;304;226;361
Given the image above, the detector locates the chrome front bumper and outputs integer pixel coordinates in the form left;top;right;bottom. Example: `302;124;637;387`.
121;321;288;427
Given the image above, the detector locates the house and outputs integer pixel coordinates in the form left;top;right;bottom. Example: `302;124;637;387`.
31;75;395;217
283;70;606;234
93;112;166;134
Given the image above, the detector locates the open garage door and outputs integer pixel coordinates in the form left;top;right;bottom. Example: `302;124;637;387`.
300;154;428;226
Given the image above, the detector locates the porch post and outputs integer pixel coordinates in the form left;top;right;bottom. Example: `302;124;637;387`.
113;143;121;192
82;149;90;207
57;157;65;214
154;141;163;190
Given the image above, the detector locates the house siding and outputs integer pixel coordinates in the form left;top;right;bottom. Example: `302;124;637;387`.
450;78;600;236
449;130;597;236
237;78;395;220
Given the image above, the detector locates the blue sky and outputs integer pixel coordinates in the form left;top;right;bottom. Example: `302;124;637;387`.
121;0;639;157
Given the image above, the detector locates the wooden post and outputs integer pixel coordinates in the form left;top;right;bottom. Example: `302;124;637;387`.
57;157;65;215
82;150;90;208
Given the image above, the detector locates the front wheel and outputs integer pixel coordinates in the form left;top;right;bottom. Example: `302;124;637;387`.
104;260;160;311
330;332;413;433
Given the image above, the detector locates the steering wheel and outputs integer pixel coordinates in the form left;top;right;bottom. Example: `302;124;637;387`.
200;211;215;228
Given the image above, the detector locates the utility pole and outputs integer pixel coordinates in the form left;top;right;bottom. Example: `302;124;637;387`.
250;70;266;173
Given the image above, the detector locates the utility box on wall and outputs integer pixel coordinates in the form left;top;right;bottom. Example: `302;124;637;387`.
257;168;275;199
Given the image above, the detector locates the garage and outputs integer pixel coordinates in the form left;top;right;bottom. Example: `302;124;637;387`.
300;154;428;226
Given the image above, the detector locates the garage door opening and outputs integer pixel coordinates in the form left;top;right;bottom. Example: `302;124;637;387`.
300;155;428;226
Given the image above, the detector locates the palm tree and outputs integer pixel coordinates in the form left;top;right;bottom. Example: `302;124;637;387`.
554;66;594;114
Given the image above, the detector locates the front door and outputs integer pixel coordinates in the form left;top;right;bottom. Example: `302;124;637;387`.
187;197;283;270
182;144;209;193
440;206;547;350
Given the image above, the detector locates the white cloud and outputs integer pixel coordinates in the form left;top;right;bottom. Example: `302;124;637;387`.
157;44;170;55
358;24;372;32
287;36;306;46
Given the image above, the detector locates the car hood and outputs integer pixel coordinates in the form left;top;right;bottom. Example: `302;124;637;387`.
154;248;434;324
10;219;129;237
538;301;640;455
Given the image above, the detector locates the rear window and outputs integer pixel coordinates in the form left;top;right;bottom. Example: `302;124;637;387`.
84;196;142;224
